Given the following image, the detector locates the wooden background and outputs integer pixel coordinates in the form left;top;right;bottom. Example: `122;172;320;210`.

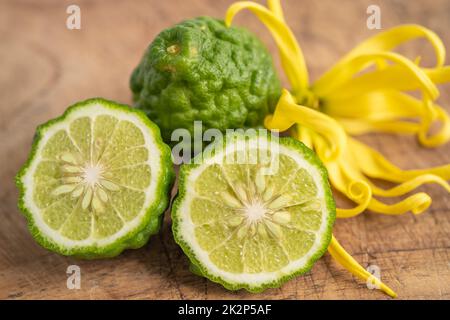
1;0;449;300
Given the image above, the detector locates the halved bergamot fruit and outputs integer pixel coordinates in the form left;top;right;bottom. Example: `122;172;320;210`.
16;98;174;258
172;131;335;292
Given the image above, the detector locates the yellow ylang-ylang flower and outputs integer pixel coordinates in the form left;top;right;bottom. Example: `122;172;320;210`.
226;0;450;297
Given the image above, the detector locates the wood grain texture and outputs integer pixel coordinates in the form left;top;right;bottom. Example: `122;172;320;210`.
0;0;449;300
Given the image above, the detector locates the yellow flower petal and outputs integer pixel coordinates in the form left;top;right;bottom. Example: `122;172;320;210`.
335;181;372;218
369;194;431;215
267;0;285;21
349;138;450;181
314;51;439;99
292;125;313;148
325;90;424;120
426;66;450;84
265;89;347;161
325;89;450;147
225;1;309;94
314;24;445;92
336;118;421;135
328;235;397;298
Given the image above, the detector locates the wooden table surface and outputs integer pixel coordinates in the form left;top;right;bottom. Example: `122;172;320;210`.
1;0;449;300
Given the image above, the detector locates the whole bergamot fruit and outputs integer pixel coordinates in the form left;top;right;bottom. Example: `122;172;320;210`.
130;16;281;144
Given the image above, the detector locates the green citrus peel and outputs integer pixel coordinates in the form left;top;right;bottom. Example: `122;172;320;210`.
16;98;174;258
172;131;335;292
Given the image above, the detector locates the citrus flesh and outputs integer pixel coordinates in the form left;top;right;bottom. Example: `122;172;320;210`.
16;98;174;258
172;132;335;292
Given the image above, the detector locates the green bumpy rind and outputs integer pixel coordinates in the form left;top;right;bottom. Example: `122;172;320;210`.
171;132;336;292
15;98;175;259
130;17;282;144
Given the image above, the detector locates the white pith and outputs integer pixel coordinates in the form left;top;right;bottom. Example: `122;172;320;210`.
245;203;266;222
83;164;102;186
178;136;331;286
21;102;163;248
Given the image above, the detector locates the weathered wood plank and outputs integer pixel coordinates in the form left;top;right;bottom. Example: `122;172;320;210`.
0;0;449;299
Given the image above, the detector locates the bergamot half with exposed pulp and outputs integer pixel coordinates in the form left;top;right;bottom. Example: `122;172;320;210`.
16;98;174;258
171;131;335;292
130;16;281;144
